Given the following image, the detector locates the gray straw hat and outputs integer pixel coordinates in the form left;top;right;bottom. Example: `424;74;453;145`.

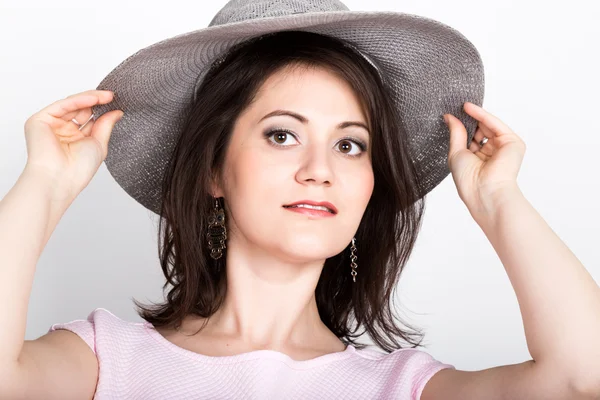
91;0;485;215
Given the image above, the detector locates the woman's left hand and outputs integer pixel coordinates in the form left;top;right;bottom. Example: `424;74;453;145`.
444;102;526;216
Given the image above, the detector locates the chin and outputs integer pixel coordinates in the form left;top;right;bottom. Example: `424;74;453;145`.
276;237;340;260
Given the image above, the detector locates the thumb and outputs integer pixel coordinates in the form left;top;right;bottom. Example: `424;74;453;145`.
91;110;124;160
444;114;469;167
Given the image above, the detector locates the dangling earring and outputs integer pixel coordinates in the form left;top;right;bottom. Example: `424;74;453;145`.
207;196;227;259
350;237;358;282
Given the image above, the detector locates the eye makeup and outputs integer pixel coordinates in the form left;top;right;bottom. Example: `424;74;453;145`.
262;127;368;158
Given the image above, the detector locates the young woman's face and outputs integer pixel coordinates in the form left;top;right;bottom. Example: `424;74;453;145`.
216;64;374;261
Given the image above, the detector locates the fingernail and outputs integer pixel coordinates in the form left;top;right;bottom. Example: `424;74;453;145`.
443;114;449;124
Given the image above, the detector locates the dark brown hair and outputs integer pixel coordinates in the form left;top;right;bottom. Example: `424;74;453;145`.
133;30;428;353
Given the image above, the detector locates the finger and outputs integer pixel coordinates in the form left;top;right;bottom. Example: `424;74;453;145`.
60;90;108;121
445;113;471;159
472;129;494;157
469;118;497;141
464;102;514;138
53;113;95;140
73;113;96;136
468;140;480;153
41;90;114;119
91;109;124;160
65;89;112;99
71;109;95;129
57;112;100;144
62;104;95;125
466;137;488;159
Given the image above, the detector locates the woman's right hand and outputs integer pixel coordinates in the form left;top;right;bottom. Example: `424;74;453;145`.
22;90;124;204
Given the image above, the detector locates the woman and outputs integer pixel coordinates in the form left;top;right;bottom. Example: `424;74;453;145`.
1;1;599;400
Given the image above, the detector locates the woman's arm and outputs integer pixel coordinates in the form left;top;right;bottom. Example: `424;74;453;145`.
0;167;71;368
423;103;600;399
477;184;600;392
423;185;600;399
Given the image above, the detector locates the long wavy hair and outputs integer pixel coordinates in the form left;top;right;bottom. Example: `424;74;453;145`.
133;30;428;353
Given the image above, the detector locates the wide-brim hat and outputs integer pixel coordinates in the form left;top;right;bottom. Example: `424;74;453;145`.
91;0;485;215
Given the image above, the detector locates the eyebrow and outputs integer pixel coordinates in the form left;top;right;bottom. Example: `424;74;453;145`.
258;109;370;134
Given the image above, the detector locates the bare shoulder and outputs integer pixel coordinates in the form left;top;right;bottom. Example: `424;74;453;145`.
421;359;577;400
9;329;99;400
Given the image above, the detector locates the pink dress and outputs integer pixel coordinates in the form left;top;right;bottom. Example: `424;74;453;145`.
49;308;454;399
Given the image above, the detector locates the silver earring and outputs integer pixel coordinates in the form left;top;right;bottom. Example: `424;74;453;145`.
350;237;358;282
207;196;227;260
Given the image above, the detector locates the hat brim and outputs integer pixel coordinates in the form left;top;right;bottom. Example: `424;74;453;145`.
92;10;484;215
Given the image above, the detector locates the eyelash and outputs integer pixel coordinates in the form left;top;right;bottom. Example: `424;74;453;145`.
263;128;367;158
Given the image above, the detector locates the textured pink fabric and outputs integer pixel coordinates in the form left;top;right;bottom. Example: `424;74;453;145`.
48;308;454;399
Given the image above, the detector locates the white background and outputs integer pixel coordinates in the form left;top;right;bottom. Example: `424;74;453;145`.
0;0;598;371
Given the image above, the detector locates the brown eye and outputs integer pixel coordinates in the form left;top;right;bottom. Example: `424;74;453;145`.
337;137;366;157
274;132;287;144
338;140;352;154
265;129;298;146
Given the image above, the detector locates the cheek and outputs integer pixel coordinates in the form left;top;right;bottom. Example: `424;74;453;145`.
344;165;374;208
234;150;288;189
223;151;296;248
362;168;375;199
226;150;290;214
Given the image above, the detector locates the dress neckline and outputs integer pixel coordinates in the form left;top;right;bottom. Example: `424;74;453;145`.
143;321;356;368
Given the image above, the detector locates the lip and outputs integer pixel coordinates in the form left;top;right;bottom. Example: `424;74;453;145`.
283;200;338;215
283;207;336;218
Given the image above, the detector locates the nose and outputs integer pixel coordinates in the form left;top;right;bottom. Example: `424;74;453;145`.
295;145;334;186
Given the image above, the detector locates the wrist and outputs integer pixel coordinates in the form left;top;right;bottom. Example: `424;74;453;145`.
470;183;524;228
21;164;75;208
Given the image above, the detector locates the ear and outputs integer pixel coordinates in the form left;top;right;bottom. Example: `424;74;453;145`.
209;172;224;198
